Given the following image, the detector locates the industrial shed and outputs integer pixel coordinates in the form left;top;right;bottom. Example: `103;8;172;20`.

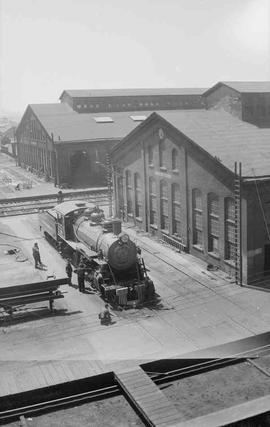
110;107;270;285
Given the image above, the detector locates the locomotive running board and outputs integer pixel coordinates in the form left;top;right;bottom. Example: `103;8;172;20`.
64;239;98;260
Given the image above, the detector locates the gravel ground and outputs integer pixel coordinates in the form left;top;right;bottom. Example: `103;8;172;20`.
3;396;144;427
162;359;270;422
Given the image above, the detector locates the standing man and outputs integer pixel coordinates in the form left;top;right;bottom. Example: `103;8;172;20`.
77;262;86;293
32;242;42;268
57;190;64;204
66;259;73;285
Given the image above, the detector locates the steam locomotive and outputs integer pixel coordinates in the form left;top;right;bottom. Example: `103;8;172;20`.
39;201;154;306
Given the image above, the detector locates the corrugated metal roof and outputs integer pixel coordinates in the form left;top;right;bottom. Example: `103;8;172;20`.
60;88;206;98
203;81;270;96
31;103;74;116
30;104;152;142
157;110;270;177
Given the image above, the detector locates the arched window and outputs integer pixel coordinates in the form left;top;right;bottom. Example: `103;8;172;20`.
208;193;219;254
159;140;166;168
148;145;154;165
172;183;181;236
149;177;157;226
126;170;132;214
192;189;203;247
172;148;179;171
134;173;142;218
160;180;169;231
225;197;236;261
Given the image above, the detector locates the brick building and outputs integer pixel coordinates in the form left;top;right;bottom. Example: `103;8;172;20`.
111;82;270;285
203;81;270;127
59;88;205;114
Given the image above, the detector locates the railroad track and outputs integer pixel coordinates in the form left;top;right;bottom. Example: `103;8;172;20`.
1;348;270;424
0;189;109;217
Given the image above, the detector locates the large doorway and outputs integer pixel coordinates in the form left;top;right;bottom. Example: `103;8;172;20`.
264;244;270;275
70;151;92;188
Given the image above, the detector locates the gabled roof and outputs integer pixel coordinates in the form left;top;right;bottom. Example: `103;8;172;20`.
30;103;74;116
1;126;17;138
203;81;270;96
28;103;152;143
59;87;206;99
112;109;270;178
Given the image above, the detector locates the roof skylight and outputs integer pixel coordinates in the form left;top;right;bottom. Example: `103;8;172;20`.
130;115;147;122
94;117;114;123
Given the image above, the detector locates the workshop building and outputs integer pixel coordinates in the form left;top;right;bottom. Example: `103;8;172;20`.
59;88;205;114
16;104;153;187
203;81;270;127
110;106;270;285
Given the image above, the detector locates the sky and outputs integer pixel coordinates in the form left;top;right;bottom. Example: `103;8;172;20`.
0;0;269;116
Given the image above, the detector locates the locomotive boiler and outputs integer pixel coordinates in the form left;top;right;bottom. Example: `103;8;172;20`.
74;215;138;272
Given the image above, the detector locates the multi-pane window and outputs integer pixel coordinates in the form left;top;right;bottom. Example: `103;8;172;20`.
134;173;142;218
149;177;157;226
225;197;236;261
159;140;166;168
160;180;169;231
172;183;181;236
126;170;132;214
208;193;219;254
192;189;203;247
148;145;154;165
172;148;179;170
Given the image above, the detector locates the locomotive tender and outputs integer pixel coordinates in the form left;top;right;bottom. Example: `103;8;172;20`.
39;201;153;306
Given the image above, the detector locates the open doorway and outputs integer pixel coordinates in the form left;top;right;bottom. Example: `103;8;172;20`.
70;150;92;188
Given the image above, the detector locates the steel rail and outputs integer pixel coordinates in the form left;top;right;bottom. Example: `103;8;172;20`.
0;192;109;217
0;385;120;422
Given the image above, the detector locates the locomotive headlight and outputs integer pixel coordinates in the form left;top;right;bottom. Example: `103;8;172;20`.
120;233;129;244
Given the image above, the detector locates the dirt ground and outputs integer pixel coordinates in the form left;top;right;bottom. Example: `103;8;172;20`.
4;395;144;427
162;357;270;422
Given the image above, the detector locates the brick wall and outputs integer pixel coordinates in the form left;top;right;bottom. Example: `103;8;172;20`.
204;85;242;119
111;118;245;280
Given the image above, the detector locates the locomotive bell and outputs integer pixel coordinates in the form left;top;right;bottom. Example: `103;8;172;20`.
90;211;104;223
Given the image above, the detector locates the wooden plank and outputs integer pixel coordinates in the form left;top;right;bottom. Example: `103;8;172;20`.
47;362;65;384
38;364;54;387
59;362;77;382
115;367;181;426
0;278;69;295
126;385;159;396
43;363;60;385
52;361;69;383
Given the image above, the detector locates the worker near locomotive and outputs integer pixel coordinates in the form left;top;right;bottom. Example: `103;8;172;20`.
39;200;156;308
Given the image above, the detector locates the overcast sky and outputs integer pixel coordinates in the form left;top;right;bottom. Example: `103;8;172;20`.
0;0;269;116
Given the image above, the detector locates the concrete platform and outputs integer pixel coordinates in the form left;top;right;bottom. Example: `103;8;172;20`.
1;213;270;400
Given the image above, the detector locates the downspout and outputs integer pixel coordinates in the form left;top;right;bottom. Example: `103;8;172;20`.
185;148;190;252
142;140;148;232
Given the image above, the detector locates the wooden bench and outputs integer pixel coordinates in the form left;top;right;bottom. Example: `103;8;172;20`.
0;278;69;317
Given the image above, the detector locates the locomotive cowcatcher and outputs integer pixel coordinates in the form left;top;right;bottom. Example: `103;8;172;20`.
39;201;155;307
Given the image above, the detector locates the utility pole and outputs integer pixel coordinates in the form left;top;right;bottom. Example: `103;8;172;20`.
106;153;113;217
